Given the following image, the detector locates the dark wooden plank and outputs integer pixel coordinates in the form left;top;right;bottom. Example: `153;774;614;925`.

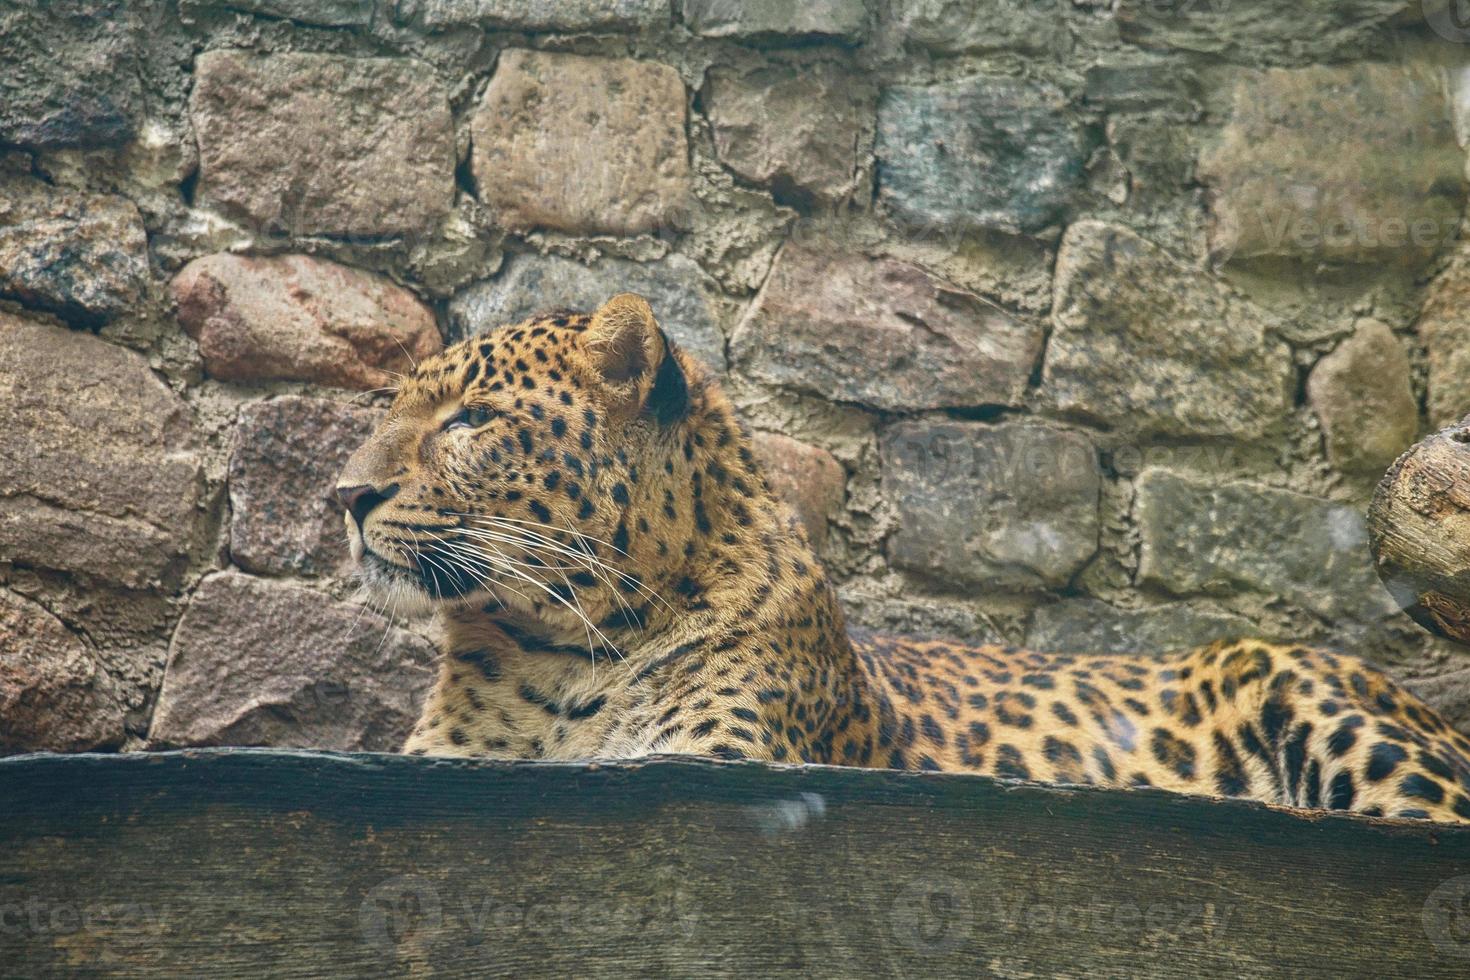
1;750;1468;978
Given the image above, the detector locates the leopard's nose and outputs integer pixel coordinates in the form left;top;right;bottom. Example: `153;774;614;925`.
336;482;399;531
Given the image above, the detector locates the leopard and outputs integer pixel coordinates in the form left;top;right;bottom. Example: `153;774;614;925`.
336;292;1470;824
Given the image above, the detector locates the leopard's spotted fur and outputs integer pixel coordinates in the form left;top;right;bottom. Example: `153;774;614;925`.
337;294;1470;823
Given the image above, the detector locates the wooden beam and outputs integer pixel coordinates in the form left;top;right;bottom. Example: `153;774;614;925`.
3;750;1469;977
1369;413;1470;646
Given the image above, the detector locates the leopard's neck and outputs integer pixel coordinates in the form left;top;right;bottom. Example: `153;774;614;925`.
416;372;871;760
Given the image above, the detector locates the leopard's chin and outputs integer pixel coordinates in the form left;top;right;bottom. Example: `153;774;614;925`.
351;550;451;618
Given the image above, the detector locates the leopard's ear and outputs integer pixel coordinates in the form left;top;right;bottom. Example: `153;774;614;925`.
584;293;686;423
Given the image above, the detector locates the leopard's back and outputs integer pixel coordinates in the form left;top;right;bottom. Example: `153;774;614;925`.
845;631;1470;821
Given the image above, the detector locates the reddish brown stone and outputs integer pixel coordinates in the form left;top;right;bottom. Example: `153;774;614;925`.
229;397;383;577
190;51;454;236
749;432;845;549
471;50;690;236
150;573;437;752
172;253;442;389
0;589;127;753
731;245;1043;412
0;313;202;590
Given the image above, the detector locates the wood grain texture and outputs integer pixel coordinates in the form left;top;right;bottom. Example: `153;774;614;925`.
2;749;1470;978
1369;413;1470;646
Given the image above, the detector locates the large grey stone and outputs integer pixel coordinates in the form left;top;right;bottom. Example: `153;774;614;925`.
730;244;1043;411
882;421;1100;590
682;0;867;43
151;573;436;751
1306;319;1418;476
1117;0;1414;62
888;0;1068;55
0;175;149;324
0;314;202;590
1043;221;1294;439
1417;245;1470;427
876;75;1092;236
1198;64;1463;267
0;588;127;753
172;253;443;390
191;51;454;237
471;50;689;237
1135;469;1399;623
411;0;667;29
704;62;872;207
229;398;383;578
0;0;144;148
1026;598;1269;655
448;253;727;373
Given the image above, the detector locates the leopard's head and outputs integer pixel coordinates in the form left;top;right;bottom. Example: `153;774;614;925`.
336;293;704;625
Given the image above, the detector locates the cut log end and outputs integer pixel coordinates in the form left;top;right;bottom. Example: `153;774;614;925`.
1368;413;1470;646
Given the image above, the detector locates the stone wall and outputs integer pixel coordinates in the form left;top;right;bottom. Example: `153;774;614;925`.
4;0;1470;753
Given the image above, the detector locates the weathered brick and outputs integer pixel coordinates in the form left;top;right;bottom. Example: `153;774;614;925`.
471;50;689;236
0;174;148;323
1306;319;1418;475
1135;469;1399;622
447;253;726;372
229;398;382;578
1044;221;1293;439
877;75;1092;236
731;244;1043;411
682;0;867;43
1198;64;1463;266
704;61;872;207
151;573;436;751
749;433;845;549
882;421;1100;590
191;51;454;236
0;314;202;590
172;253;442;389
0;588;127;753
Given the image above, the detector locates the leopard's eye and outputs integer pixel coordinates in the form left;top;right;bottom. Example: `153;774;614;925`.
446;405;497;431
